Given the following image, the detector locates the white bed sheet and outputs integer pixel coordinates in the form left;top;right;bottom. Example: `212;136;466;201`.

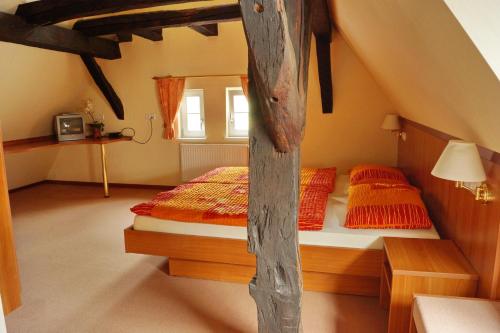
133;175;440;250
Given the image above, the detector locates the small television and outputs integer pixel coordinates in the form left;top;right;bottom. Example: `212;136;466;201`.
54;113;86;142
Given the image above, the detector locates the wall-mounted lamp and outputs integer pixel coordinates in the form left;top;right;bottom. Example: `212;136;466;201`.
431;140;494;203
381;113;406;141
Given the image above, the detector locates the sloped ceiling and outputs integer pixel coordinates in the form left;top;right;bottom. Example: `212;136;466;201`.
443;0;500;81
330;0;500;152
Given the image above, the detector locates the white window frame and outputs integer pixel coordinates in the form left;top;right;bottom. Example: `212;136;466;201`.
178;89;206;139
226;87;249;138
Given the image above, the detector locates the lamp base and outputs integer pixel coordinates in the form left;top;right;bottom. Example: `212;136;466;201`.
455;181;494;204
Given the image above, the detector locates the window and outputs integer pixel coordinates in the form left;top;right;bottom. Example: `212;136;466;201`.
179;89;205;139
226;88;249;138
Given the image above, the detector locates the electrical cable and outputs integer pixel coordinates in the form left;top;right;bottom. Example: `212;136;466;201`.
120;118;153;144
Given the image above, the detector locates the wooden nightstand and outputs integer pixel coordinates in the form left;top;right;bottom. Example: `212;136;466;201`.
380;237;478;333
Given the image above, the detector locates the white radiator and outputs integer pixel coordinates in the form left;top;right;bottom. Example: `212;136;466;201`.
180;143;249;181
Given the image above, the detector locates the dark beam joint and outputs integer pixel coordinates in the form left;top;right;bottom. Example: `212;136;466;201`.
16;0;212;26
73;4;241;37
117;33;133;43
81;55;124;120
189;24;218;37
0;12;120;60
312;0;334;113
134;29;163;41
315;34;333;114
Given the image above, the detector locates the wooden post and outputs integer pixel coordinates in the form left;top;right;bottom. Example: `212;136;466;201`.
0;126;22;314
241;1;312;332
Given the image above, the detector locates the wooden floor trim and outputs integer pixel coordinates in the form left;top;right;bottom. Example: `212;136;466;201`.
9;180;176;193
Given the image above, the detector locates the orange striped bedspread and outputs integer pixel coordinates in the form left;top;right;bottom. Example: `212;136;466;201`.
131;182;329;231
189;166;337;192
345;183;432;229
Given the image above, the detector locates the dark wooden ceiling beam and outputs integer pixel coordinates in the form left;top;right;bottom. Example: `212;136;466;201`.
15;0;212;26
81;55;124;120
73;4;241;36
117;33;133;43
133;29;163;41
312;0;333;114
315;34;333;114
189;23;218;37
0;12;120;60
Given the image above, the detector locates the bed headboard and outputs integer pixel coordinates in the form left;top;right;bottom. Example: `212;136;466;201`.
397;118;500;299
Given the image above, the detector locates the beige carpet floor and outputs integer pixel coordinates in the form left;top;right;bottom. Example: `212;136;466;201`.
5;183;387;333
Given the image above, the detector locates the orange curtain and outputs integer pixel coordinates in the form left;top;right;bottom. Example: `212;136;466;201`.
240;75;249;98
155;77;186;139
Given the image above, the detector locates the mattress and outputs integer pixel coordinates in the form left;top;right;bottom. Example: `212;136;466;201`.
133;175;440;250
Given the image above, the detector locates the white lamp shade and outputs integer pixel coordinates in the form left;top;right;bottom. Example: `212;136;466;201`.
381;113;401;130
431;140;486;182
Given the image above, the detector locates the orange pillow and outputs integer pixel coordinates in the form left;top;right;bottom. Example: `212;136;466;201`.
345;183;432;229
350;164;408;186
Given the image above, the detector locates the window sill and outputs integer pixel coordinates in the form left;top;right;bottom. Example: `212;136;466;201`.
176;137;207;142
225;136;249;142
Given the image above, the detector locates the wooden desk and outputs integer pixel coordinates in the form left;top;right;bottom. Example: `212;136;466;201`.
380;237;478;333
3;135;132;197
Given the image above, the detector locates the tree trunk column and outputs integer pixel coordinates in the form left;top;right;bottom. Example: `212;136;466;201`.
248;68;303;332
241;1;312;331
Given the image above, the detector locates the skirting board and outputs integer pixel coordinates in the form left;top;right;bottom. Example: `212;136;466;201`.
9;180;176;193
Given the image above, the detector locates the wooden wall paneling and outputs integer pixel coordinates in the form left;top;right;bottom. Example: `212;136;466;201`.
0;126;21;314
398;119;500;299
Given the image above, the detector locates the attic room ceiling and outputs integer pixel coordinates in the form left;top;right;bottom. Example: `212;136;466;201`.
330;0;500;153
1;0;334;119
443;0;500;81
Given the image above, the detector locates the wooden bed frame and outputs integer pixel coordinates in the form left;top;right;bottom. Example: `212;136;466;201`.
124;226;383;296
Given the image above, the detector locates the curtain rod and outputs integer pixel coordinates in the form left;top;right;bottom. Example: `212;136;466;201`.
153;74;247;79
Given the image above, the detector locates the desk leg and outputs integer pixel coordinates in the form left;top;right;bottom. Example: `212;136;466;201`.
100;144;109;198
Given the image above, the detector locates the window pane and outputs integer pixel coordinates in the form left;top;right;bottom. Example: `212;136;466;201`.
234;112;249;131
186;96;201;114
187;113;201;131
233;95;249;114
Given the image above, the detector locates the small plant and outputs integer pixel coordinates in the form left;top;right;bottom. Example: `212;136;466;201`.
83;99;104;138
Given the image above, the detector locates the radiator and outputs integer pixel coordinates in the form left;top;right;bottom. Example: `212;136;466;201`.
180;143;249;181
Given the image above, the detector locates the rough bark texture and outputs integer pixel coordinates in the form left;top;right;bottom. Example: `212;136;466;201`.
242;1;312;332
240;0;312;153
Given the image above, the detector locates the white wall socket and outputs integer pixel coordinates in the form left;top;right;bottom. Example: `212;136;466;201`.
145;113;157;120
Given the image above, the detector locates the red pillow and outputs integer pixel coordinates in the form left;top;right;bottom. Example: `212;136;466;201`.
350;164;408;186
345;183;432;229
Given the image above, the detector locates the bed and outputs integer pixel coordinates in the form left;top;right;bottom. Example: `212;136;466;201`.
124;171;440;296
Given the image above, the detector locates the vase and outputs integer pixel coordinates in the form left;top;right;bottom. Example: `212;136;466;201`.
92;127;102;139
